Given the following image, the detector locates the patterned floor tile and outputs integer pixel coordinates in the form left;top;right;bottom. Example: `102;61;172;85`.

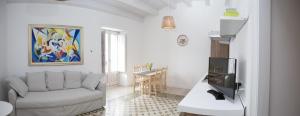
79;93;184;116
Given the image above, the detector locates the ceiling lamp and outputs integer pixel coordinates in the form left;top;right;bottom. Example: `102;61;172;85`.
161;16;176;30
161;0;176;30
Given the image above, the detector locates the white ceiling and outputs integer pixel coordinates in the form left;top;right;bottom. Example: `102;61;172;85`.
6;0;199;21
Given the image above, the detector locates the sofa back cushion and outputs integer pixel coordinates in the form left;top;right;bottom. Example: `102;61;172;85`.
82;74;103;90
7;77;28;97
46;71;64;91
64;71;82;89
26;72;48;92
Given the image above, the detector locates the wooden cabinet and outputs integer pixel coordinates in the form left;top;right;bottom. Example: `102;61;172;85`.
210;40;229;58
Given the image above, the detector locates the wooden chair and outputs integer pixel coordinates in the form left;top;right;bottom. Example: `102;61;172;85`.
153;67;168;90
161;67;168;90
133;64;149;94
149;69;163;96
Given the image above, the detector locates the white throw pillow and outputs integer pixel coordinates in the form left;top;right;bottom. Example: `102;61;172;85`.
64;71;82;89
82;74;102;90
8;77;28;97
46;71;64;91
26;72;48;92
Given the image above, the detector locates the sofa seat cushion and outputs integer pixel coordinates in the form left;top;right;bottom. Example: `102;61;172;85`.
16;88;103;109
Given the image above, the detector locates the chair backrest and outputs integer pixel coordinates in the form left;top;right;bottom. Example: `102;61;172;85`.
134;64;147;72
162;67;167;77
153;68;163;80
133;65;140;72
133;64;148;83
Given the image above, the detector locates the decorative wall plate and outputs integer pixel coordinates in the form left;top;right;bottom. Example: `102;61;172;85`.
177;34;189;46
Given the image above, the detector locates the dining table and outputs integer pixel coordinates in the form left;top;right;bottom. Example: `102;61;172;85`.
133;69;158;77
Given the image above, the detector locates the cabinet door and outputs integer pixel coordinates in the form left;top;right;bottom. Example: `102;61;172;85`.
210;40;229;58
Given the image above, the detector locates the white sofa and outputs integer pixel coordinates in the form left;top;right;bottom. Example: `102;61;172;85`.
7;71;106;116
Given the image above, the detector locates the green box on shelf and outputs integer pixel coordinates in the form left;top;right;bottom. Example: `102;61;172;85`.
224;8;239;17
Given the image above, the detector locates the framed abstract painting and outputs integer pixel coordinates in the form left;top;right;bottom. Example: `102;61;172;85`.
29;24;83;65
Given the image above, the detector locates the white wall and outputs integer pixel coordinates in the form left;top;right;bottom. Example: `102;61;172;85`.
141;1;225;89
230;0;260;115
1;4;263;115
0;0;7;101
142;2;261;115
270;0;300;115
5;3;144;80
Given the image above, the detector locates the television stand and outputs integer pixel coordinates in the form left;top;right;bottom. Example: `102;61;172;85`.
178;81;244;116
207;89;225;100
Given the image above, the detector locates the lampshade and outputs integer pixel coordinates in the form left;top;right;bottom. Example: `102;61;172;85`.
161;16;176;30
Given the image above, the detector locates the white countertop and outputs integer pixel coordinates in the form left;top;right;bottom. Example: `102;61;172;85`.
177;80;244;116
0;101;13;116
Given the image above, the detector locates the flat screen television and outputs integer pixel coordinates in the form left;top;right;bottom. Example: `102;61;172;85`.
208;57;237;99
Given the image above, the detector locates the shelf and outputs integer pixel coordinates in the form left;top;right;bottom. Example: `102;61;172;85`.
208;16;248;43
208;31;231;44
177;80;244;116
220;16;248;36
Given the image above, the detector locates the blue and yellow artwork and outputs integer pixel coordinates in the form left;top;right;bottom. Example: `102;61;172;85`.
29;25;83;65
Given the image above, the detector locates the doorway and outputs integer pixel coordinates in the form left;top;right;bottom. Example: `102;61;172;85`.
101;30;126;86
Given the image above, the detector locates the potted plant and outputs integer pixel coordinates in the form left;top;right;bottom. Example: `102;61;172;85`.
146;63;153;71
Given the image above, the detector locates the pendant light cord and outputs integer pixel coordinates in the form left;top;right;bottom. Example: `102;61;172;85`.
168;0;171;15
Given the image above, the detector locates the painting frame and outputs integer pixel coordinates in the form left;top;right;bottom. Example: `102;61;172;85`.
28;24;84;66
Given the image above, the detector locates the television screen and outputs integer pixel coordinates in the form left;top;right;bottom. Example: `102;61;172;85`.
208;57;237;99
209;57;236;74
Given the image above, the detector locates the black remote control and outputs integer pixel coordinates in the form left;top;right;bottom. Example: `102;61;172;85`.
207;89;225;100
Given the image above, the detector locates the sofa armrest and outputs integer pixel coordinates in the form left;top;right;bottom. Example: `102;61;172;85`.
96;74;106;91
8;89;17;116
96;75;106;105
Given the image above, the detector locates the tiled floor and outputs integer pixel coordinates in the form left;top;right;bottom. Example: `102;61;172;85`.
106;93;184;116
107;86;134;100
107;85;190;100
81;92;185;116
80;85;191;116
